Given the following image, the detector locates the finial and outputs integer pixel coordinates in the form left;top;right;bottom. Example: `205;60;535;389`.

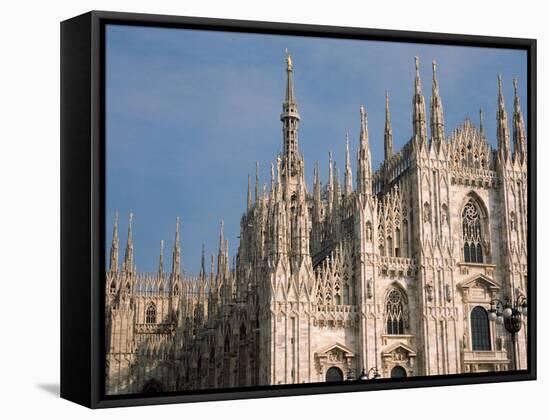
415;56;420;73
285;48;292;71
479;108;484;134
127;212;133;241
432;60;436;74
159;239;164;273
114;211;119;226
174;216;180;245
360;105;367;130
498;73;503;90
255;161;260;202
200;243;206;275
513;77;518;96
247;173;252;210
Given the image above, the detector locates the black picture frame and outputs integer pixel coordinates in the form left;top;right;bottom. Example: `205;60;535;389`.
60;10;537;409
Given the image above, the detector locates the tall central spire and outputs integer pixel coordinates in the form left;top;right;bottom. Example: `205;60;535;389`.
412;56;427;146
280;49;301;181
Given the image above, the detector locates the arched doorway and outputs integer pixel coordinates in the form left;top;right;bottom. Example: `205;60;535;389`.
142;379;163;393
390;366;407;378
325;366;344;382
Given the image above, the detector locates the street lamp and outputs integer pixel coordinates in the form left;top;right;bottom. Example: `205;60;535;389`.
359;367;381;380
488;294;527;371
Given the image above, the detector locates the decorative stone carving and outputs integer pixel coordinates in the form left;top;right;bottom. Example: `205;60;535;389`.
426;283;434;302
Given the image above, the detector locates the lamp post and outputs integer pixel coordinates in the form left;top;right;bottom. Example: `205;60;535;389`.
358;367;381;380
345;367;380;381
488;294;527;371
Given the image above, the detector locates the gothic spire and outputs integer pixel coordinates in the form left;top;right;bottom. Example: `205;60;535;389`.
479;108;484;136
430;60;445;150
497;74;511;161
281;49;301;176
122;212;134;273
512;78;527;163
109;211;119;273
217;220;225;276
284;49;296;105
255;161;260;203
357;105;372;196
171;216;181;276
225;239;230;278
199;243;206;279
412;56;427;146
384;91;393;162
334;166;341;208
327;151;334;212
270;162;275;198
247;174;252;211
158;239;164;276
344;130;353;196
209;254;216;289
294;174;310;258
275;157;282;201
313;161;321;217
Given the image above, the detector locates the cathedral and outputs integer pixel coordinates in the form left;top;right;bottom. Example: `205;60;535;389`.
105;52;528;395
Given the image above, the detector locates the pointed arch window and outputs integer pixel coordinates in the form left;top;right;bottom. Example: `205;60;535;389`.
395;227;401;257
224;334;231;353
109;280;116;294
239;323;247;341
470;306;491;350
462;199;484;263
145;302;157;324
386;236;393;257
385;288;407;335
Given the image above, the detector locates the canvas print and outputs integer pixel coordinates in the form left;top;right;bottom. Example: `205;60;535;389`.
104;24;529;395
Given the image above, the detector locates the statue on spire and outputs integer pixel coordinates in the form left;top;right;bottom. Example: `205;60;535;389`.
285;48;292;71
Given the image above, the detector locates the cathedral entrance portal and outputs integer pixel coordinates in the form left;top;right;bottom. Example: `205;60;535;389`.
325;366;344;382
141;379;163;393
390;366;407;378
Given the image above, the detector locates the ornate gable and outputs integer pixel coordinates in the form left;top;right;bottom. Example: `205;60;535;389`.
315;342;355;358
460;273;500;302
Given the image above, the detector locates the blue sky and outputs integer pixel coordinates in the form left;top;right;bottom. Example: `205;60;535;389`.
105;24;527;275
